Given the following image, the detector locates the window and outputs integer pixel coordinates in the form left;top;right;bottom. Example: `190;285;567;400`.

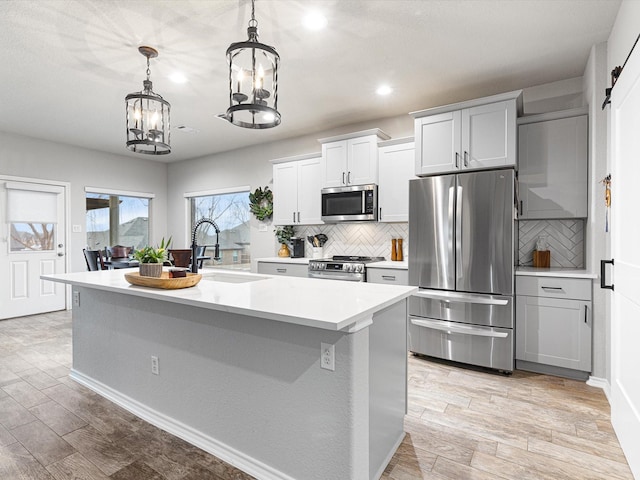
85;192;150;251
189;189;250;270
10;223;55;251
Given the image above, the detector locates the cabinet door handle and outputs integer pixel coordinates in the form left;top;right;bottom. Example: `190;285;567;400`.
297;211;300;223
379;207;382;220
342;172;346;185
464;151;469;167
584;305;588;324
276;268;286;273
600;259;614;290
382;275;396;281
541;286;563;290
347;171;351;184
292;212;296;223
455;152;460;168
519;200;523;216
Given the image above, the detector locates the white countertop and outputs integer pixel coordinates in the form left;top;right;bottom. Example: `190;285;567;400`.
516;267;597;279
368;260;408;270
256;257;311;264
43;269;416;332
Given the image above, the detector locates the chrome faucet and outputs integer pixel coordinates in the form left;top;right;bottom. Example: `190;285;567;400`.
191;218;221;273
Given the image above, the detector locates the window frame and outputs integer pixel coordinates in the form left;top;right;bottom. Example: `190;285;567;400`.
184;185;251;270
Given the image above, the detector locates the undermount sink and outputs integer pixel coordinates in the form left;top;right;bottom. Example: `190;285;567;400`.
202;273;269;284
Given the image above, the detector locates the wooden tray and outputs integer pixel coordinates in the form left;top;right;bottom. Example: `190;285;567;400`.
124;272;202;289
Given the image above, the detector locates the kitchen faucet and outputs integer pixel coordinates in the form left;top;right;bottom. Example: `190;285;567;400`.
191;218;221;273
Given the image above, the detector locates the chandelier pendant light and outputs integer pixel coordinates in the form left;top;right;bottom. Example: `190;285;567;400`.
224;0;281;129
125;46;171;155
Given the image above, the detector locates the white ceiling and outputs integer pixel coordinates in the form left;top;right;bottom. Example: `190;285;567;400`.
0;0;620;163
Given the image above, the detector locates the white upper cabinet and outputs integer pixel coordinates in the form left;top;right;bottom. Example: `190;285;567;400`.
518;109;588;219
272;154;322;225
412;91;521;176
319;129;390;187
378;138;416;223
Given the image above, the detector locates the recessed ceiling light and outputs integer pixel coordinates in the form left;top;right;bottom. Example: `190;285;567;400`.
169;72;188;84
376;85;393;96
302;11;327;31
174;125;199;134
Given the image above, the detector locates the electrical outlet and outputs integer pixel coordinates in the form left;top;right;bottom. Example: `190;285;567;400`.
72;290;80;307
151;356;159;375
320;342;335;371
72;224;82;233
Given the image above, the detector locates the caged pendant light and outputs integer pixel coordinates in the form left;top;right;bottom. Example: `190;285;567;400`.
224;0;281;129
125;46;171;155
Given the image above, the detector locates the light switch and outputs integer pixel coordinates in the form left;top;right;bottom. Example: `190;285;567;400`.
72;225;82;233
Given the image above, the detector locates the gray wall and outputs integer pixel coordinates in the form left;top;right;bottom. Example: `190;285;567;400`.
0;131;168;273
583;42;610;383
165;114;414;271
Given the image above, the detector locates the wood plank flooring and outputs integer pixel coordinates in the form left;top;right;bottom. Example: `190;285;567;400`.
0;310;633;479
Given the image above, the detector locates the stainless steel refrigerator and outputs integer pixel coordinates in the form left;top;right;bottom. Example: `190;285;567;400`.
408;168;515;372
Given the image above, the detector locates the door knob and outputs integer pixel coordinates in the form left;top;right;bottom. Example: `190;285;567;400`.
57;252;64;257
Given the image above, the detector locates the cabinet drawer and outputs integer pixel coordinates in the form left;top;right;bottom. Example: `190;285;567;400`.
516;276;591;300
257;262;309;278
367;268;408;285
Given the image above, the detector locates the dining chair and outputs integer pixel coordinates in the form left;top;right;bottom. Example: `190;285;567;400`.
109;245;131;259
83;249;106;271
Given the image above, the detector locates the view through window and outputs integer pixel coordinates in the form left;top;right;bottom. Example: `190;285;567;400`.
10;223;55;251
190;190;250;270
86;193;150;253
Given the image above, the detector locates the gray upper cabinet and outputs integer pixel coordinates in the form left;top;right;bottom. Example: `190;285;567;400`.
319;129;390;188
378;138;416;223
271;154;322;226
518;109;588;219
411;91;521;176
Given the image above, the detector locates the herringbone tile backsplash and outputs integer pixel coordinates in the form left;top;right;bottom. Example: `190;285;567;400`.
518;219;585;268
294;223;409;260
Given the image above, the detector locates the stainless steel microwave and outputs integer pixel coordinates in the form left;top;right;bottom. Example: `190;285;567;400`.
321;184;378;222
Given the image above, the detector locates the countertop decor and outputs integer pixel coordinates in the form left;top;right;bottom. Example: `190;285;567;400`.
124;271;202;289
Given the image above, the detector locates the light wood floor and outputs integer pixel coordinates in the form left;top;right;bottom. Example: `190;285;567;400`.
0;310;633;480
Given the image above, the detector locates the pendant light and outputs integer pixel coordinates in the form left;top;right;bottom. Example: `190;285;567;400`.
224;0;281;129
125;46;171;155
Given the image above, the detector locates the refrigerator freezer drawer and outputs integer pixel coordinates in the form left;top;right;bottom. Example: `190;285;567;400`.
409;317;514;372
409;290;514;328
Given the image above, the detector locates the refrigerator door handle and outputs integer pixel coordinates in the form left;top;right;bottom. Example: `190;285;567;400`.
455;184;463;285
410;317;509;338
413;290;509;305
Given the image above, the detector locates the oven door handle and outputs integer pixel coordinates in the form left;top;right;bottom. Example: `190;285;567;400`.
410;317;509;338
412;290;509;305
308;273;364;282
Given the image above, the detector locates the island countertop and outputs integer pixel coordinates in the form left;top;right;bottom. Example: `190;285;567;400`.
43;269;416;332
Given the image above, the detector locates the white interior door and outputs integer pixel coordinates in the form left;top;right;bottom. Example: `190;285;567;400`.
610;43;640;479
0;179;67;320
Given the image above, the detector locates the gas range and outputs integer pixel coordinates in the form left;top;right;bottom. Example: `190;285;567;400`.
308;256;385;282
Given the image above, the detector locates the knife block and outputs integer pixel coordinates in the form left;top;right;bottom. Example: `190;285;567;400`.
533;250;551;268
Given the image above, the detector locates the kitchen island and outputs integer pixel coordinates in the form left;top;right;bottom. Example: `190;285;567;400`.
42;269;416;480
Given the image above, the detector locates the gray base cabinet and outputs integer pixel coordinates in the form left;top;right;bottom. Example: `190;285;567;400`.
257;261;309;278
516;276;591;374
367;268;408;285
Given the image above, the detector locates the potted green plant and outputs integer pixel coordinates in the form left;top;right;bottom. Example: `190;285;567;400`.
274;226;294;257
133;237;171;277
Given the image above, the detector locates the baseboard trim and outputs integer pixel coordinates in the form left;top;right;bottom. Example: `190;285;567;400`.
372;431;405;480
70;369;297;480
587;376;611;403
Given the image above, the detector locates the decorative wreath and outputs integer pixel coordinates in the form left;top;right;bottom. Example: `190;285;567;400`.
249;186;273;221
